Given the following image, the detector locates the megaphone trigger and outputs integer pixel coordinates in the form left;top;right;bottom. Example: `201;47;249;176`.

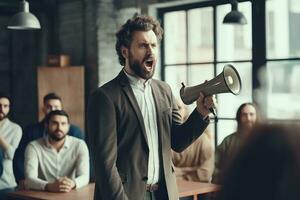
209;107;216;116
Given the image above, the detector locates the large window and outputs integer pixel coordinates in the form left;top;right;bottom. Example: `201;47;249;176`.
265;0;300;120
159;0;300;146
159;1;252;145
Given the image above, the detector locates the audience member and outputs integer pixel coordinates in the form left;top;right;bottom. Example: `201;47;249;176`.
14;92;84;183
172;128;214;183
173;100;214;200
212;103;258;183
24;110;89;192
0;93;22;199
217;123;300;200
173;100;214;183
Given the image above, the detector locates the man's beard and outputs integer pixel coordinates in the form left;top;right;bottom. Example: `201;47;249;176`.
128;52;155;80
0;112;7;121
49;131;66;141
239;122;255;132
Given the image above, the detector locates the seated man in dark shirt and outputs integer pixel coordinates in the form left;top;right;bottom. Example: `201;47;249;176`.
13;93;84;184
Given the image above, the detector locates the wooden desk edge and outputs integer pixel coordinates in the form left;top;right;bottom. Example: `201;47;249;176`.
177;180;221;197
8;183;95;200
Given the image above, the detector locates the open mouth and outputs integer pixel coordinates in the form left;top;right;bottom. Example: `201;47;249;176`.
144;58;154;68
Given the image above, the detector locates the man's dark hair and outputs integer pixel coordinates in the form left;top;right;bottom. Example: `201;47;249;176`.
44;110;69;124
115;14;163;66
0;92;11;103
43;93;62;104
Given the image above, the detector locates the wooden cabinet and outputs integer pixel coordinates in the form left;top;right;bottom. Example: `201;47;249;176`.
37;66;85;131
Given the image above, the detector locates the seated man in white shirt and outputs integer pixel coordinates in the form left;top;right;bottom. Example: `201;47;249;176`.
24;110;89;192
0;93;22;199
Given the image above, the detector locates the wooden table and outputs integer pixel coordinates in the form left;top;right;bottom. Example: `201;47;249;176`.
9;180;219;200
8;183;95;200
178;180;220;200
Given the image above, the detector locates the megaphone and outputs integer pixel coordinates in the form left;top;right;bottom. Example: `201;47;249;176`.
180;64;242;105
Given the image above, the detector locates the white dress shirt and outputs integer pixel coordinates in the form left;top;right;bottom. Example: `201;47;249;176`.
125;71;160;184
24;135;90;190
0;118;22;189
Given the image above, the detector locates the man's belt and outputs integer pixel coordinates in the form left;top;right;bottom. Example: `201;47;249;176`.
146;183;159;192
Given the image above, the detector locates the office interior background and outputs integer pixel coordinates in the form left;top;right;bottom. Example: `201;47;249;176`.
0;0;299;146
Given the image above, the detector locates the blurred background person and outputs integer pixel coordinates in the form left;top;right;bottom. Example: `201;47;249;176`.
172;99;215;200
212;102;258;183
216;123;300;200
0;93;22;199
172;128;214;183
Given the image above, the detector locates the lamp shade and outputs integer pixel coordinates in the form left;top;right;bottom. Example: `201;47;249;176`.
7;0;41;30
223;1;247;25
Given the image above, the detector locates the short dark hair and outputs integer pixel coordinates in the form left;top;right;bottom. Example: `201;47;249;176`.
43;93;62;104
0;92;11;103
44;110;69;124
115;14;163;66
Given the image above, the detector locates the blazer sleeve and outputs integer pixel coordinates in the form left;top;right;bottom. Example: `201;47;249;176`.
87;89;128;200
171;96;210;152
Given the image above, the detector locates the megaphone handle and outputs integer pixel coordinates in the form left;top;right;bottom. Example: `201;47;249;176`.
209;107;216;116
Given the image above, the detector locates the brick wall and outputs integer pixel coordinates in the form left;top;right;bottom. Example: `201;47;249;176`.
0;0;195;127
96;1;140;86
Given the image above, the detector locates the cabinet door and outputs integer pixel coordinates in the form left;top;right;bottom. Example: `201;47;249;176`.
38;66;85;131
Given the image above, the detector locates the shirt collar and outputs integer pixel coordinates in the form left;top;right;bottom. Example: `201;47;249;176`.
44;135;70;149
123;69;152;88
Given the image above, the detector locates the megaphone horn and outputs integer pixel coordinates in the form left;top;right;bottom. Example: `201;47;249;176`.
180;64;242;105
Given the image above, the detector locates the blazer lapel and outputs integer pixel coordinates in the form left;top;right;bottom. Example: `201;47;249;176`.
118;71;149;146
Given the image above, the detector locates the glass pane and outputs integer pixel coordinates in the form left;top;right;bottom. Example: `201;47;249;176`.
165;65;187;100
266;0;300;58
189;64;214;86
182;64;215;112
164;11;187;64
217;120;237;145
187;7;214;63
216;2;252;61
216;62;253;118
263;61;300;119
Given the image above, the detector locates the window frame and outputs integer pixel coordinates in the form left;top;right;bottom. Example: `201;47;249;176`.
157;0;254;146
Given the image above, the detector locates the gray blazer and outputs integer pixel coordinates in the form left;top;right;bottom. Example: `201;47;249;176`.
87;70;209;200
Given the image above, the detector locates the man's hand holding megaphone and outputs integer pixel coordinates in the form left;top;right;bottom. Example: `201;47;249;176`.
196;92;217;119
